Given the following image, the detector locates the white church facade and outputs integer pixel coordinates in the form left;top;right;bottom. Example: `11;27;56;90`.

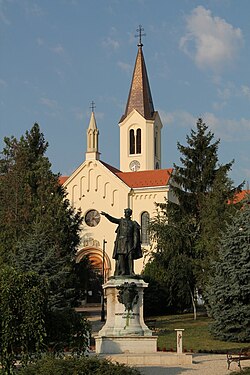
60;38;174;296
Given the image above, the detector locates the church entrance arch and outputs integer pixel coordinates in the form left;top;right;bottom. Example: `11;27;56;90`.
76;246;111;304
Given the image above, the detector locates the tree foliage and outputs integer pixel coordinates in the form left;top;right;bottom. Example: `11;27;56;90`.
206;196;250;342
143;253;193;315
0;124;91;371
45;308;90;356
0;266;47;374
144;118;241;314
169;118;238;268
0;123;83;309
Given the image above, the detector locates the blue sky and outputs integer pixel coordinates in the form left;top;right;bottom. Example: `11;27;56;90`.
1;0;250;186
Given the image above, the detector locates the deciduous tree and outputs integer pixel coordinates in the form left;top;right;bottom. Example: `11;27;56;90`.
0;266;47;374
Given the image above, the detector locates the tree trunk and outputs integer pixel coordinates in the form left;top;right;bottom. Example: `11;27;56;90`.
188;284;197;320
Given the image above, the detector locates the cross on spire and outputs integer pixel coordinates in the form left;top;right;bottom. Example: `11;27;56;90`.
135;25;146;47
90;100;96;112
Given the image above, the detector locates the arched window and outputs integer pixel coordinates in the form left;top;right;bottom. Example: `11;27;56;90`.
130;129;135;154
88;129;93;149
154;131;158;157
141;211;150;245
136;129;141;154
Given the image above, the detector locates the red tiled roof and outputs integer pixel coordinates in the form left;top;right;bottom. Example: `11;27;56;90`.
58;163;173;189
231;190;250;204
59;176;68;185
116;168;173;188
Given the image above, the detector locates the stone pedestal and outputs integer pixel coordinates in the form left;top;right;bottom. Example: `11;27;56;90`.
95;277;157;354
175;329;185;354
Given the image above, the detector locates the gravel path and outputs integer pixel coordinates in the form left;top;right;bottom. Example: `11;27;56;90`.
137;353;249;374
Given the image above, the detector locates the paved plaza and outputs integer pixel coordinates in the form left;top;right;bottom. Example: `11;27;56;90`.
78;304;249;374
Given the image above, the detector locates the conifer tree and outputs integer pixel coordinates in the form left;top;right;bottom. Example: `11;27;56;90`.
146;118;240;315
206;196;250;342
169;119;235;251
0;123;83;309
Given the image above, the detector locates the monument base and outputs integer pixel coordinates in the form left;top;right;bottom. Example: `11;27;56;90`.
96;277;154;354
94;276;193;364
99;352;193;366
95;335;157;354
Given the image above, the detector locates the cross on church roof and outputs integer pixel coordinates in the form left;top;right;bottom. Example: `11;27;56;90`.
90;101;96;112
135;25;146;47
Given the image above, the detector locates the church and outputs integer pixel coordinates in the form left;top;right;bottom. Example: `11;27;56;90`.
60;32;174;299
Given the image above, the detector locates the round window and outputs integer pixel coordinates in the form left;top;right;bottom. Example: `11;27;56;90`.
85;209;101;227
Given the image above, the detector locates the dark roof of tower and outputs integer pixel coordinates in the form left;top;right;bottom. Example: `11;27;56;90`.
120;45;155;122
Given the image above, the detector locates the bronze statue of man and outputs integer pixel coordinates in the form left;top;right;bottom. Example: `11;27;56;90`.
101;208;142;276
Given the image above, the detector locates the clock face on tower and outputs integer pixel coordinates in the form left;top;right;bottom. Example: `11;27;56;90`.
129;160;140;171
85;209;101;227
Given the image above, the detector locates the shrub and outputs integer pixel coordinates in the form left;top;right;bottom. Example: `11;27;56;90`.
45;308;90;355
18;355;141;375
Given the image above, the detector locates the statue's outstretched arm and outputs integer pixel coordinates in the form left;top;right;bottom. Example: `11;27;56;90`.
101;211;120;224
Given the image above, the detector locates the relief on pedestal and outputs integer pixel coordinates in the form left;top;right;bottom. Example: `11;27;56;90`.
117;282;139;312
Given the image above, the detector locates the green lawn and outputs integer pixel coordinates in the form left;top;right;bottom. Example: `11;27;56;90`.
147;313;250;353
232;370;250;375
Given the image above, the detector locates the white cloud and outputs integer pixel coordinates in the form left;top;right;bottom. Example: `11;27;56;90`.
71;106;104;123
24;2;44;17
217;86;232;100
203;112;250;141
159;110;174;124
0;0;11;25
51;44;65;55
0;78;7;87
240;167;250;180
117;61;132;74
55;69;65;79
73;108;84;122
36;37;44;46
213;84;234;110
213;82;250;110
102;37;119;50
159;109;196;128
64;0;78;4
160;109;250;142
241;85;250;100
212;101;226;111
40;97;58;109
94;111;104;121
180;6;243;71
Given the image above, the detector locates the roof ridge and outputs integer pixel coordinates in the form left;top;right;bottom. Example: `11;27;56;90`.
100;160;121;173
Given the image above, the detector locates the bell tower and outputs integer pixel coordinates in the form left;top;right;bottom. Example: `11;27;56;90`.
119;26;162;172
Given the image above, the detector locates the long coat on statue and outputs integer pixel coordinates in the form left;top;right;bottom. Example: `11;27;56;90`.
103;214;142;261
113;217;142;260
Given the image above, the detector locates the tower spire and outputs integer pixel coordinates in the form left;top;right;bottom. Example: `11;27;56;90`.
86;101;100;161
121;25;155;121
119;27;163;173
